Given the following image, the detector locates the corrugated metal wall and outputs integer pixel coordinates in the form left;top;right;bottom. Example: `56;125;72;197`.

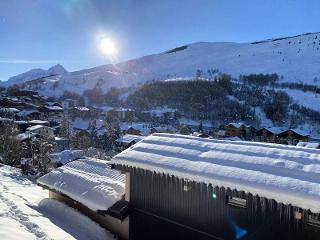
117;166;319;240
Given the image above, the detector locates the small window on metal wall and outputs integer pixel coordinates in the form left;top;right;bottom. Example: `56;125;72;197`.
307;214;320;229
226;195;247;208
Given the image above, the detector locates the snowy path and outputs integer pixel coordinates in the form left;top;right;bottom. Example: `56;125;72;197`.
0;165;115;240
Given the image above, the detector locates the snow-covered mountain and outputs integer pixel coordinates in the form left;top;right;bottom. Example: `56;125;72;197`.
3;64;67;87
4;32;320;95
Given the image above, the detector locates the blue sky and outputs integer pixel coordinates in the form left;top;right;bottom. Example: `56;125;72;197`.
0;0;319;80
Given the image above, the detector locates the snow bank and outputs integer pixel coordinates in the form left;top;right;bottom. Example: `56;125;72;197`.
38;158;125;211
38;199;113;240
112;133;320;213
0;165;114;240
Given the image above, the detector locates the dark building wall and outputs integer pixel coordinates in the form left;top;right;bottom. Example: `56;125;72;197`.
117;166;319;240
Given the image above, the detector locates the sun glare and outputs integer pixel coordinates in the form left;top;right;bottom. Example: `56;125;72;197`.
99;38;117;56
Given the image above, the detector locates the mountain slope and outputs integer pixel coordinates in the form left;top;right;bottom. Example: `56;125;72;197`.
5;32;320;94
3;64;67;87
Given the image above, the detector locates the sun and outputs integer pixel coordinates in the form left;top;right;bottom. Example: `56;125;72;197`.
99;38;117;56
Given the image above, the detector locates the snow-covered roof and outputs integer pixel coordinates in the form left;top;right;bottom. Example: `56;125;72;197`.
38;158;125;211
49;149;84;165
0;117;13;122
0;107;20;113
112;133;320;213
226;122;245;128
17;109;39;117
120;122;151;135
16;132;38;141
29;119;49;125
46;106;63;111
264;127;283;135
27;124;53;131
74;106;89;111
116;134;146;144
289;128;310;137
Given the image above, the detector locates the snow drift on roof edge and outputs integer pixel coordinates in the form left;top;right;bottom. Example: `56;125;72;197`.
37;158;125;211
112;133;320;213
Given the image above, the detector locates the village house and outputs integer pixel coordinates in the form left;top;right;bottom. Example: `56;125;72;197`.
224;122;256;140
26;124;55;138
277;129;310;145
17;109;41;120
255;127;284;143
120;123;151;136
54;137;70;152
115;134;145;151
149;125;178;134
110;133;320;240
38;105;63;120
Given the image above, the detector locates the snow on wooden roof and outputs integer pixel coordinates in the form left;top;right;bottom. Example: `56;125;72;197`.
112;133;320;213
27;124;53;131
29;120;49;125
259;127;284;135
38;158;125;211
116;134;146;144
226;122;245;128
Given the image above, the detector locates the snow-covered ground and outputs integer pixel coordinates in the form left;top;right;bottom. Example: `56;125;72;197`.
282;88;320;111
0;165;114;240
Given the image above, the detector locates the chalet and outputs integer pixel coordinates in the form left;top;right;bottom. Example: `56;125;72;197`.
225;123;256;140
26;125;55;138
71;106;90;118
149;125;178;134
48;149;82;167
277;129;310;145
37;158;128;239
0;107;20;113
17;109;41;120
111;133;320;240
120;123;151;136
115;134;145;151
38;105;63;120
255;127;284;143
0;117;13;125
54;137;70;151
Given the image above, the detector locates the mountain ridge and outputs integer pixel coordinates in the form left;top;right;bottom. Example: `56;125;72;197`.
4;32;320;96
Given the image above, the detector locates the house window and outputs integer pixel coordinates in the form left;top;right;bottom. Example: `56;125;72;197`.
226;196;247;208
307;214;320;228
